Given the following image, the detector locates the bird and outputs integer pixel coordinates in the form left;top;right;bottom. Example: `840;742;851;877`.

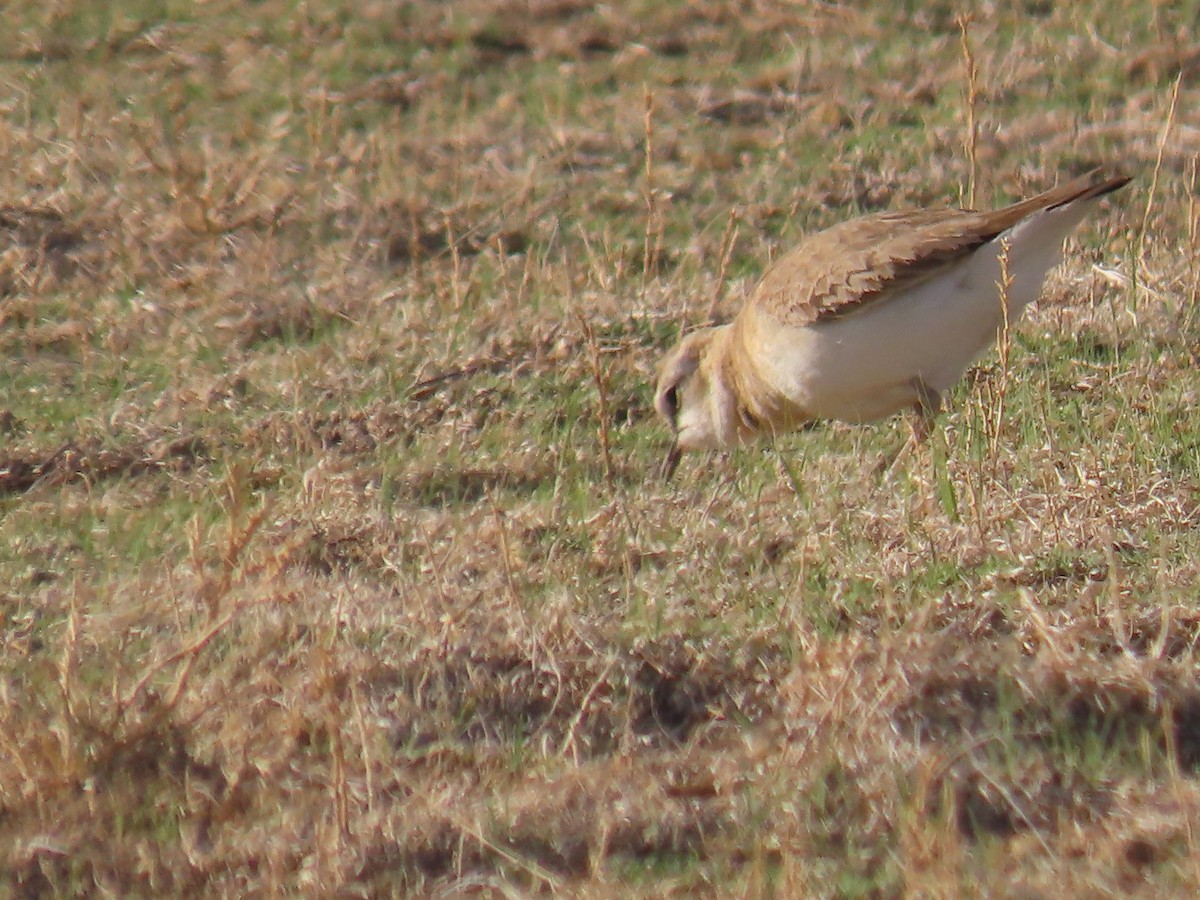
654;167;1131;479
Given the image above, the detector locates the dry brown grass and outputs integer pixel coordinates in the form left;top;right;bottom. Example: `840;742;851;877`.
4;0;1200;894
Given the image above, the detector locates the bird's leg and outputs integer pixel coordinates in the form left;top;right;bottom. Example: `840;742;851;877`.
905;378;953;517
908;379;942;443
873;379;943;481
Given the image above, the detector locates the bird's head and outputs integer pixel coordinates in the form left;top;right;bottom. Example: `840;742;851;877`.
654;326;736;479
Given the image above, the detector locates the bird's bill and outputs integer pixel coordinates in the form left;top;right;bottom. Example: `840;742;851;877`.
660;440;683;481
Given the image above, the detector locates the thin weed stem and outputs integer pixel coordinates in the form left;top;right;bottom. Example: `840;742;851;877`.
706;207;741;325
957;13;980;208
991;236;1014;469
1135;71;1183;319
642;86;663;288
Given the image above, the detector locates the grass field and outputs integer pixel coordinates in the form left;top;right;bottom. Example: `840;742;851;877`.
3;0;1200;894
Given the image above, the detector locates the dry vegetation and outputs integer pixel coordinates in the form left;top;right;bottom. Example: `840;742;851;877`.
3;0;1200;895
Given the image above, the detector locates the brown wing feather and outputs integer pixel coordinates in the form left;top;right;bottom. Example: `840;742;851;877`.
750;168;1131;328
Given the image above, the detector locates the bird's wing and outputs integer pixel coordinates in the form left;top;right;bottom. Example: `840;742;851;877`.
750;168;1130;328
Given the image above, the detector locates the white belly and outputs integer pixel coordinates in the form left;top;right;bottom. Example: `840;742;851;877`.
750;236;1061;423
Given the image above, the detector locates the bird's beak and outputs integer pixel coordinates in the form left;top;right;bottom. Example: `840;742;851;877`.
660;440;683;481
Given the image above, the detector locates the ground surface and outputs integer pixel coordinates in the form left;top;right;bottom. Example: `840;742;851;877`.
3;1;1200;895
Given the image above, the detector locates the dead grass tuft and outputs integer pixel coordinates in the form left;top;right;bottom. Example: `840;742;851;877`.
0;434;205;495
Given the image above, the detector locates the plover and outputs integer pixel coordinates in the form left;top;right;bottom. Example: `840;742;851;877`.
655;168;1131;478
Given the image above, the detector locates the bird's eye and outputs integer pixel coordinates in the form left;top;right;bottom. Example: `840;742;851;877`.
661;385;679;425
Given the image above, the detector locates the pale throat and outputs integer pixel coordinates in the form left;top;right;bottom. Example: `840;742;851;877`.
710;317;807;445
